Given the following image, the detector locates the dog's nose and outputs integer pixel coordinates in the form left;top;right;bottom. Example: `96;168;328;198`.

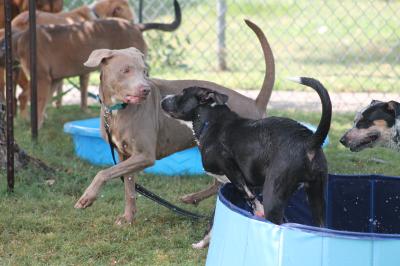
140;86;150;95
161;95;175;110
339;135;348;146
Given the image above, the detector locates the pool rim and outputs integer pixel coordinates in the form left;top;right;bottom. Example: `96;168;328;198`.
219;174;400;240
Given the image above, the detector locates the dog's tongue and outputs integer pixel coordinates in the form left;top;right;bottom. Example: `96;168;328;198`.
124;95;142;104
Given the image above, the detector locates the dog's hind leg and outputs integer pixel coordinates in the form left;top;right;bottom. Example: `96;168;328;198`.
262;166;294;224
115;153;137;226
17;72;30;119
192;208;215;249
305;175;326;227
180;177;220;205
54;80;63;108
37;76;53;128
80;74;89;111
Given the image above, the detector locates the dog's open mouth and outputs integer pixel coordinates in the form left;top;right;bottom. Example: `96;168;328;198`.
123;95;147;104
350;134;379;152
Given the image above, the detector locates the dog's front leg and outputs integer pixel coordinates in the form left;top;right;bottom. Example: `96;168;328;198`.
74;153;154;209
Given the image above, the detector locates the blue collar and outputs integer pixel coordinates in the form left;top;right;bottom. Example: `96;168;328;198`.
107;102;128;111
97;94;128;112
198;121;209;137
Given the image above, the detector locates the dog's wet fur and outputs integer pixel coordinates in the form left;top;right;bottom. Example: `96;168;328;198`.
161;77;332;247
340;100;400;152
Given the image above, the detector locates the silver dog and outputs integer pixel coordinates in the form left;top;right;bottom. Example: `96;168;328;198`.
74;20;276;229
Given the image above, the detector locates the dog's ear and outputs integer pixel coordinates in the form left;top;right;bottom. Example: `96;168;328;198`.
204;91;229;105
370;99;382;106
84;49;114;68
387;101;400;118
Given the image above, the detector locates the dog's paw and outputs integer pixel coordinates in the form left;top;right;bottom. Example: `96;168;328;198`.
74;193;96;209
192;240;209;249
114;213;136;226
255;210;265;217
180;194;200;205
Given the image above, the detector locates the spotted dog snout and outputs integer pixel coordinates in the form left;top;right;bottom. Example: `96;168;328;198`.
340;99;400;152
339;134;348;146
161;95;177;114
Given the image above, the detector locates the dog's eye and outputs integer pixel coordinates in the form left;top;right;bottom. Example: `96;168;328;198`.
356;118;371;129
122;67;130;74
143;69;148;77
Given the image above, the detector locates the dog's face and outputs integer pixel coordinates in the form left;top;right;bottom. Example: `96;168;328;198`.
92;0;135;22
161;87;228;121
340;100;400;151
84;47;150;105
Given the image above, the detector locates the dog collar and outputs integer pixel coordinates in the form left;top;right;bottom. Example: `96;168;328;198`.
197;121;209;138
97;94;128;112
107;102;128;111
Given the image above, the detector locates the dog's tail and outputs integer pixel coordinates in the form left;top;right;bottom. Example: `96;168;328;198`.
137;0;181;32
244;20;275;116
289;77;332;150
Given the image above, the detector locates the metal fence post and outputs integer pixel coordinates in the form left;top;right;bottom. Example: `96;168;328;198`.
29;0;38;140
4;0;14;192
138;0;143;23
216;0;227;71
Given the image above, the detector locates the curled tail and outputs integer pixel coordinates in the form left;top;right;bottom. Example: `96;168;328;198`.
289;77;332;150
244;20;275;116
137;0;181;32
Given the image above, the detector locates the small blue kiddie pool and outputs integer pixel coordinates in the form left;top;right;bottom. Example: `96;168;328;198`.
206;174;400;266
64;118;204;175
64;118;329;176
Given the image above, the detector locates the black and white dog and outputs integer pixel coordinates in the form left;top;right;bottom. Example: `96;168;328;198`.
161;77;331;248
340;100;400;152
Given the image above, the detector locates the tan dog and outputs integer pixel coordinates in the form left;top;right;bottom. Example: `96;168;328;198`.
0;0;62;102
74;20;275;229
0;0;63;29
2;0;181;126
0;0;135;109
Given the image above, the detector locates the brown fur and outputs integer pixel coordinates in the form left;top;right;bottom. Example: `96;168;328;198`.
0;0;134;111
74;20;275;226
0;0;63;29
0;0;62;102
11;19;146;127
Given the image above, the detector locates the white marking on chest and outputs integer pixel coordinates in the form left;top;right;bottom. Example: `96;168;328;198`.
177;120;194;132
205;172;230;184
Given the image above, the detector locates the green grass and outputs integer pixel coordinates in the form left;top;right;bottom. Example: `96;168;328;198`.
1;105;400;265
139;0;400;93
65;0;400;94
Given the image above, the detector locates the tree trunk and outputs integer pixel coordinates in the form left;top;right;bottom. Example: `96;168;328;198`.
0;102;52;172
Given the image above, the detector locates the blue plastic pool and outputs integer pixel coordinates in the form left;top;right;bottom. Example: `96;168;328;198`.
64;118;329;176
63;118;204;175
206;174;400;266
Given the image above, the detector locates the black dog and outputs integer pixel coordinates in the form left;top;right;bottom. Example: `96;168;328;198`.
340;100;400;152
161;77;331;247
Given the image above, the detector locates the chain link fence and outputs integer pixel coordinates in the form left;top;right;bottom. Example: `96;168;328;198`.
65;0;400;111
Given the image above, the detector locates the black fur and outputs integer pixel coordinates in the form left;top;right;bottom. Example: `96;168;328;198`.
161;77;331;225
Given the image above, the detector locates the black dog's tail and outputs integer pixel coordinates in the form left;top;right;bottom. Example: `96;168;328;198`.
289;77;332;150
137;0;181;32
